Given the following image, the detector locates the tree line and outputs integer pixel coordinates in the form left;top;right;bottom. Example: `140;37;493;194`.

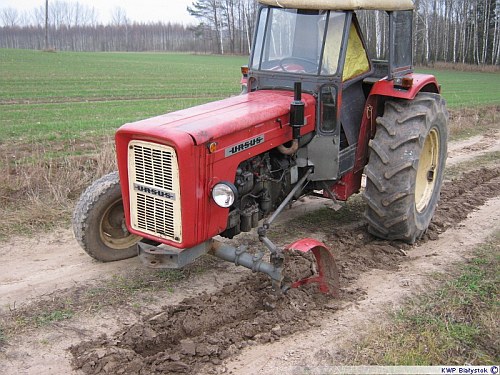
0;0;498;65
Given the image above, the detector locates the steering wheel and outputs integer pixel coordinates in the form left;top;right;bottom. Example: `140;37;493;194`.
279;57;319;73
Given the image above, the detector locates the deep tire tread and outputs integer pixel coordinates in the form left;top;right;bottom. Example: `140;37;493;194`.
390;131;421;150
363;194;386;218
384;161;414;180
382;191;410;207
364;165;386;193
376;117;396;136
368;139;390;164
365;214;390;236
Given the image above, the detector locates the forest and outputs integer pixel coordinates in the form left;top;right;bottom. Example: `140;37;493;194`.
0;0;499;65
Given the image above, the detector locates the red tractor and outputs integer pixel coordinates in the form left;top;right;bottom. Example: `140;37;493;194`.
73;0;448;295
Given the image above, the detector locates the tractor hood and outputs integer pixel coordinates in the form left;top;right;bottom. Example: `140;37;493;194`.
119;90;315;145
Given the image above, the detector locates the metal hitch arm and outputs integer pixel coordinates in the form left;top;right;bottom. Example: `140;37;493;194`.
138;239;283;284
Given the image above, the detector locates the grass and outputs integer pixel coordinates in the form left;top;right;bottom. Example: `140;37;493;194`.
34;309;74;327
0;325;5;347
417;67;500;109
0;253;222;338
1;98;218;143
447;105;499;142
299;195;366;226
11;306;75;331
106;269;185;294
1;49;498;145
0;51;240;101
0;267;190;336
268;194;366;245
346;232;500;365
0;138;117;239
0;49;247;143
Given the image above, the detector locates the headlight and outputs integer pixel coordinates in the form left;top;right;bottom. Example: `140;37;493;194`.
211;182;237;208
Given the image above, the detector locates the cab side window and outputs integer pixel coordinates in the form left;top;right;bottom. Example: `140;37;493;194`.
322;12;346;75
343;22;370;81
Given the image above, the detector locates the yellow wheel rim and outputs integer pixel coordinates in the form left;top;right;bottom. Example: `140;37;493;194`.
415;128;440;213
99;198;141;250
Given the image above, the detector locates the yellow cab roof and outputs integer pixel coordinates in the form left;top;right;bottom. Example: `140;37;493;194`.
258;0;414;11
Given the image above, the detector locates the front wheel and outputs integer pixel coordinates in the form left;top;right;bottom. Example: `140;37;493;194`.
72;171;141;262
363;93;448;244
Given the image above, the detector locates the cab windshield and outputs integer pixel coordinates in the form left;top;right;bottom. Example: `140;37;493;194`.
251;8;347;76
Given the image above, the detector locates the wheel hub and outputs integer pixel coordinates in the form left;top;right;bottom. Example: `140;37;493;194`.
99;198;141;250
415;128;440;213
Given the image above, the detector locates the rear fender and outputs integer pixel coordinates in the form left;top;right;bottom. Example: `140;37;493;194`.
369;73;440;100
331;73;441;199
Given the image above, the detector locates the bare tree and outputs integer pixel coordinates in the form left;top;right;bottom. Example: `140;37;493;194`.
45;0;49;49
111;6;128;26
111;7;130;51
494;0;500;64
188;0;224;54
0;7;19;27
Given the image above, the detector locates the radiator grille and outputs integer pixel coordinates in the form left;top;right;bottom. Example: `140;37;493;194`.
128;141;182;242
136;194;175;237
133;144;173;190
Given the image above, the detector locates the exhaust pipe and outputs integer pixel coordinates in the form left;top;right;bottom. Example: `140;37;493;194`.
289;81;305;140
277;81;305;155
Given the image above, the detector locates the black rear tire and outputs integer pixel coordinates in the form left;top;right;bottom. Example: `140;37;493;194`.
72;171;141;262
363;93;448;244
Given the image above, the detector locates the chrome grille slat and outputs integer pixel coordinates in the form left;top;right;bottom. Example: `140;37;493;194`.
128;141;182;242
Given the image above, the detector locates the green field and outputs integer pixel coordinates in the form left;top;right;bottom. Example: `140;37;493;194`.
0;49;499;145
0;49;247;143
418;67;500;108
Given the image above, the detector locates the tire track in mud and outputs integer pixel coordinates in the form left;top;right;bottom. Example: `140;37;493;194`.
70;167;500;375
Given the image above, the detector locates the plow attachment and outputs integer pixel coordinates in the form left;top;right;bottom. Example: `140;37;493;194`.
284;238;340;296
140;237;340;296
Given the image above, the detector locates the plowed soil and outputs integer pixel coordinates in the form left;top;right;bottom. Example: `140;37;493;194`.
67;167;500;375
0;132;499;374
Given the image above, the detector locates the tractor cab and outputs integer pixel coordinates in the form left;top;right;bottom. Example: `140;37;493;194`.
249;1;414;88
247;0;417;184
249;8;370;83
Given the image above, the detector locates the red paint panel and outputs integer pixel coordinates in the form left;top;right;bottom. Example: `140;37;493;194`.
118;91;314;145
369;73;439;99
331;170;363;201
285;238;327;252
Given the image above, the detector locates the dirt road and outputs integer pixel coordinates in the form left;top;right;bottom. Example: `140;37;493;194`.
0;131;499;374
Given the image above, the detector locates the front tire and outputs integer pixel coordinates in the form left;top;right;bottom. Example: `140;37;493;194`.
72;171;141;262
363;93;448;244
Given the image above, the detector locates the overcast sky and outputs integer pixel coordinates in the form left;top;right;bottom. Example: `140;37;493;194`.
1;0;198;24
